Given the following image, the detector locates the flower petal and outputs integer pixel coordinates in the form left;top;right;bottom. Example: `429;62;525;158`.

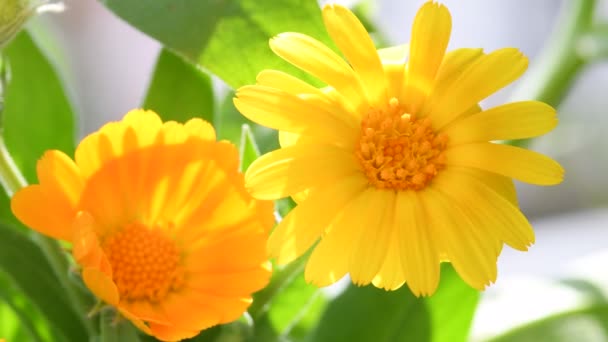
420;187;498;290
234;85;358;144
245;143;360;200
395;191;440;296
82;268;119;306
425;48;528;129
323;4;387;106
371;227;405;291
349;189;396;286
408;1;452;87
445;142;564;185
444;101;558;144
304;188;373;287
269;174;368;264
434;167;534;251
269;32;367;109
11;185;75;241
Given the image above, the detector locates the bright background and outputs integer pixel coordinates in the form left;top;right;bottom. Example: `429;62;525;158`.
25;0;608;340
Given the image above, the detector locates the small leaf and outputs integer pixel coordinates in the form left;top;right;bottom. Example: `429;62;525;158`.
143;48;214;123
100;0;334;88
239;124;260;172
0;224;88;342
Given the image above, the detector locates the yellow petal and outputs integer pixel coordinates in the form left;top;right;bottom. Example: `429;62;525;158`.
245;144;360;200
269;174;368;264
444;101;558;144
435;167;534;250
349;189;396;286
379;44;408;99
426;48;528;129
408;1;452;85
304;188;373;287
395;191;440;296
256;69;324;95
322;4;387;106
445;143;564;185
420;187;498;290
82;267;119;306
425;48;484;112
371;227;405;291
183;118;216;141
234;85;358;145
11;185;75;241
455;168;518;206
36;150;83;205
269;32;367;109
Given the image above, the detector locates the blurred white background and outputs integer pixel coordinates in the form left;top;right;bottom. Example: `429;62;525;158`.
25;0;608;339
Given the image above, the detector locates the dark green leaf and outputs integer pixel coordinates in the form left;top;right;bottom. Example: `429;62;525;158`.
427;264;480;342
0;224;88;342
100;0;334;88
0;270;53;342
143;48;214;123
239;124;260;172
308;283;430;342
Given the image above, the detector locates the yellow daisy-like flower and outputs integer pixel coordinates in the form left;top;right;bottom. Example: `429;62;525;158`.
11;110;274;341
234;2;564;296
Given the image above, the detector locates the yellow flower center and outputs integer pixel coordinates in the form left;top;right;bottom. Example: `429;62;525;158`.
103;223;185;302
356;98;448;191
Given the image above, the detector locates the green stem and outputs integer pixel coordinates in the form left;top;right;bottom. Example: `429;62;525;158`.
508;0;596;147
248;255;307;319
484;304;608;342
510;0;595;106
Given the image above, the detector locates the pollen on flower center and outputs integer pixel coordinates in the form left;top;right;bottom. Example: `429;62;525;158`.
103;223;185;302
356;97;448;191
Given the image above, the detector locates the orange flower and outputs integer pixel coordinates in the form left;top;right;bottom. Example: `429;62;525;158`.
11;110;273;341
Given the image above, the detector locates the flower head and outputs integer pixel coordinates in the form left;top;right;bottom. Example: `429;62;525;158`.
11;110;274;340
234;2;564;296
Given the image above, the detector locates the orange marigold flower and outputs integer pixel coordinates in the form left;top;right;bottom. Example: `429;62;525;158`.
233;2;564;296
11;110;274;341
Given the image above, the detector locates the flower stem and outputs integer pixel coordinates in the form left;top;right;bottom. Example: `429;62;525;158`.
0;57;95;335
508;0;596;147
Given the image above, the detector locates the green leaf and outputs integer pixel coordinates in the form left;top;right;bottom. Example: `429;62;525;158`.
268;274;327;341
0;224;88;342
2;30;75;182
307;284;430;342
427;264;480;342
100;0;334;88
143;48;214;123
239;124;260;172
0;30;75;226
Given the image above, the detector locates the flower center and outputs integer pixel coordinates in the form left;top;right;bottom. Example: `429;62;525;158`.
356;98;448;191
103;223;185;302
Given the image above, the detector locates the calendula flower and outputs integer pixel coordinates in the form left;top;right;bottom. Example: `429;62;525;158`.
11;110;273;341
234;2;564;296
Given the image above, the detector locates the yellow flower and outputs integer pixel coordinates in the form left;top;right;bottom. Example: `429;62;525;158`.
234;2;564;296
11;110;274;341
